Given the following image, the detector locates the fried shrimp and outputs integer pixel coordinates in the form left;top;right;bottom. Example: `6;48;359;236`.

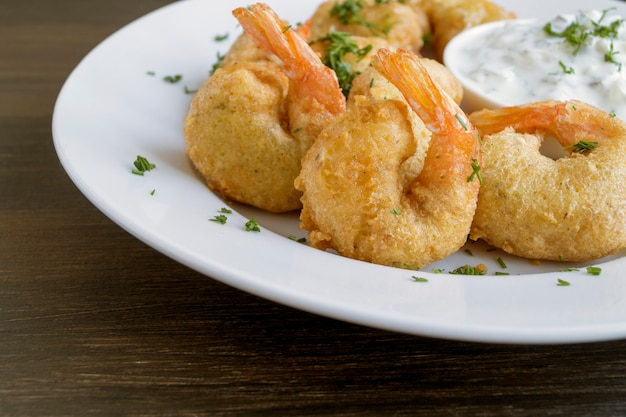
309;0;430;53
468;100;626;261
426;0;515;60
184;3;345;213
295;49;482;268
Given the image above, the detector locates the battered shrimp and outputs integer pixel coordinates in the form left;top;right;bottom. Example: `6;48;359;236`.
184;3;345;213
468;100;626;261
427;0;515;60
295;49;482;268
309;0;430;53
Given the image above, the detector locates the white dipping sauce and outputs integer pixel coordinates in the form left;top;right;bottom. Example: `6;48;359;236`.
447;9;626;119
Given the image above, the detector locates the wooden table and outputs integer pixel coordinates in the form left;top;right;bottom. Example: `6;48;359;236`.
3;1;626;415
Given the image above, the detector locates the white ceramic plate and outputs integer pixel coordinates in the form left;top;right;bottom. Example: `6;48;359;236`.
53;0;626;344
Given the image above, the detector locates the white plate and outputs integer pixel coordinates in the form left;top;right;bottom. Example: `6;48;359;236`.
53;0;626;344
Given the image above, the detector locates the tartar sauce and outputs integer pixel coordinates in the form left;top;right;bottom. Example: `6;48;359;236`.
453;9;626;119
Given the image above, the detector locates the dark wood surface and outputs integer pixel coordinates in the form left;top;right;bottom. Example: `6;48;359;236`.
3;1;626;415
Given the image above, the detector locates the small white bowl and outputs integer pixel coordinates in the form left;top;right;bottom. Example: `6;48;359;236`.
443;19;533;113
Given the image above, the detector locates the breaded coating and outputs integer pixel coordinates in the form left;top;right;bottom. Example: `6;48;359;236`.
470;101;626;261
184;4;346;212
309;0;430;53
296;50;481;268
427;0;515;60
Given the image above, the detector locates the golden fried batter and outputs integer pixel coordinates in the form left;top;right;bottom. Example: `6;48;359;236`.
427;0;515;60
469;100;626;261
295;50;481;268
309;0;430;52
184;4;346;213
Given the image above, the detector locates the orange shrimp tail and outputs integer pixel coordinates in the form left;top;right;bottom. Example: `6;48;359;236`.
469;100;626;148
233;3;345;116
371;49;481;174
468;100;564;136
372;50;456;134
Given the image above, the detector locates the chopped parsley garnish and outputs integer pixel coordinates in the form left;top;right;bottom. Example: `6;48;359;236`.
131;155;156;176
288;235;307;243
559;61;575;74
245;218;261;232
411;276;429;283
455;113;469;131
605;41;622;71
392;208;402;215
209;208;232;225
210;52;225;76
497;257;507;269
587;266;602;276
314;31;372;97
544;8;624;57
210;214;228;225
557;278;571;286
566;140;598;154
450;264;487;275
163;74;183;84
467;158;483;183
214;33;229;42
329;0;393;36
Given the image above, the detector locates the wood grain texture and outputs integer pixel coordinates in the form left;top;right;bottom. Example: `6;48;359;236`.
2;1;626;415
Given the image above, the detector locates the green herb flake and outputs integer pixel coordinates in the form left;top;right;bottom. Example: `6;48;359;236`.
495;271;510;276
455;113;469;131
566;140;598;154
163;74;183;84
557;278;571;286
210;214;228;225
210;52;225;76
497;257;507;269
245;218;261;232
586;266;602;276
467;158;483;183
315;31;373;97
214;33;229;42
544;8;624;61
330;0;392;36
131;155;156;176
150;189;155;196
288;235;307;243
411;276;429;283
450;264;487;275
392;208;402;215
559;61;575;74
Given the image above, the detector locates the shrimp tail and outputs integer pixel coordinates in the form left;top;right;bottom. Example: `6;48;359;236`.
371;49;482;184
469;100;626;148
468;100;565;136
371;50;462;136
233;3;345;116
